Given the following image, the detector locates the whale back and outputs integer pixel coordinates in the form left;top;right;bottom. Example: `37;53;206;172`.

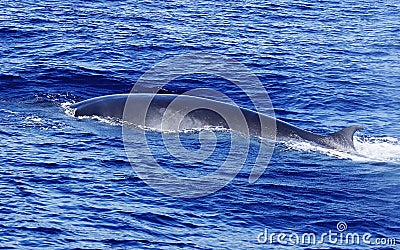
71;94;127;118
70;94;363;153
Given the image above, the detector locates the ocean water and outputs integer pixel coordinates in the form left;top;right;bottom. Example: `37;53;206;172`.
1;0;399;249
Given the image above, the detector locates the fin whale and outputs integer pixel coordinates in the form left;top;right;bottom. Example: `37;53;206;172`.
70;94;363;152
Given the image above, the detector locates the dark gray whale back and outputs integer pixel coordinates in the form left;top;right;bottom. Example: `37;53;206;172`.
70;94;363;152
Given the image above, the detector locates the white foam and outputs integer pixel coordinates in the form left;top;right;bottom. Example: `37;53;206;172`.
62;102;76;117
135;124;229;134
0;109;19;115
283;136;400;164
25;116;42;122
353;136;400;163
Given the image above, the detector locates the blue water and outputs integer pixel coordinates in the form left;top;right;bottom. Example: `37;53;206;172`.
1;0;399;249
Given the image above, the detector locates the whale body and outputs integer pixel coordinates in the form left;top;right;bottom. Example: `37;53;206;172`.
70;94;363;152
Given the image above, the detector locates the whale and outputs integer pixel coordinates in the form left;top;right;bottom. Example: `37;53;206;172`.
70;93;363;152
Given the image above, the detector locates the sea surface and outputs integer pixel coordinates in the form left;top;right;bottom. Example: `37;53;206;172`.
1;0;399;249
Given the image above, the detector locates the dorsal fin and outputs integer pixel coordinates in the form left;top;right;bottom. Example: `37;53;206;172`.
323;125;364;152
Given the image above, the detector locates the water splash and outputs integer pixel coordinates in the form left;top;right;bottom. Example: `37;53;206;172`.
62;102;76;117
353;136;400;163
283;136;400;164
